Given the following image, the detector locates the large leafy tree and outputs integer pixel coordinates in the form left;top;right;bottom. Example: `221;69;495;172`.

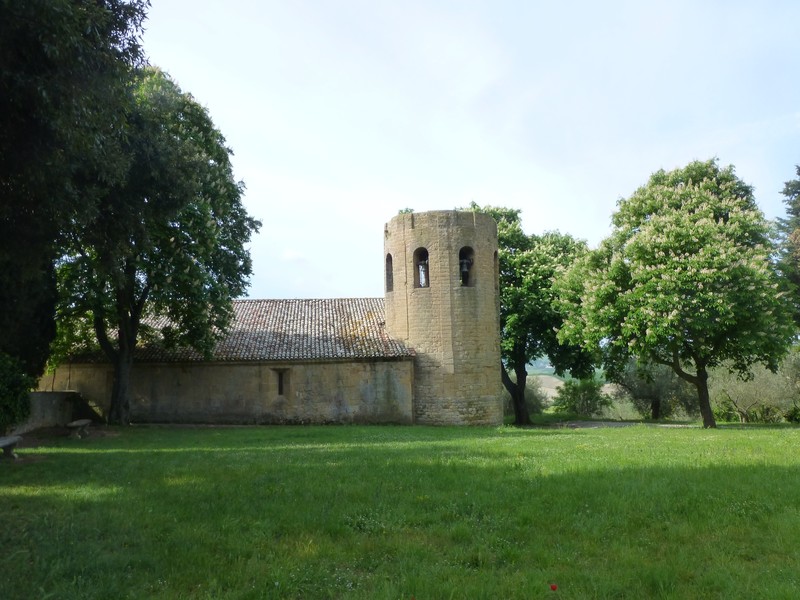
0;1;147;378
56;68;261;424
467;204;593;425
557;159;795;428
776;165;800;325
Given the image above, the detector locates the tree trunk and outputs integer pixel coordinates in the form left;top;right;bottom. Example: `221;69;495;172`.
650;398;661;420
501;361;530;426
695;366;716;428
108;345;133;425
660;352;716;429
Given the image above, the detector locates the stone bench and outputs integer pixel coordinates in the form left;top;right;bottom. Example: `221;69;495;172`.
67;419;92;439
0;435;22;459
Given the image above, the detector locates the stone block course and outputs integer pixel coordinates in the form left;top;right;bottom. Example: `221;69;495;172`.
384;210;503;425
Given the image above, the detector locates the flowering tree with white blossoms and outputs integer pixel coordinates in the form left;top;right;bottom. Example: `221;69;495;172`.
556;159;795;428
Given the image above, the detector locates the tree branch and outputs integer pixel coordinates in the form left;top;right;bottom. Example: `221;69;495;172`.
93;309;117;362
651;347;698;385
500;362;517;397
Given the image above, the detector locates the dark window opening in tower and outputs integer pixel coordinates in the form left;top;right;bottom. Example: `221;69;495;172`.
459;246;475;287
385;253;394;292
414;247;429;288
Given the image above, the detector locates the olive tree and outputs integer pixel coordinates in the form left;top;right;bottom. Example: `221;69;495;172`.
611;360;697;420
557;159;795;428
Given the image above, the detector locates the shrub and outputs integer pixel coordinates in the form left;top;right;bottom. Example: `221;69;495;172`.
552;377;612;417
524;376;548;414
711;395;739;423
784;402;800;423
0;352;35;433
503;375;548;417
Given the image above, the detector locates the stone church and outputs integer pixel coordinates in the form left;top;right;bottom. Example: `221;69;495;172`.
42;210;503;425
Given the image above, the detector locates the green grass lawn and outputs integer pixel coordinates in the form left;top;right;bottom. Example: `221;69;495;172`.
3;424;800;599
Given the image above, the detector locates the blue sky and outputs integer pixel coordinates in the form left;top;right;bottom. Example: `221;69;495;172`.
142;0;800;299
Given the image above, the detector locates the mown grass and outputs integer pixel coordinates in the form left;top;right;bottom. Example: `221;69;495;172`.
2;424;800;599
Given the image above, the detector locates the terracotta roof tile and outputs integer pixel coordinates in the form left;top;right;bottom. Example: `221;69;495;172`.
132;298;414;363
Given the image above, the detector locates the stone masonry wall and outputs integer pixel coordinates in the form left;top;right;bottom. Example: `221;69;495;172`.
384;210;503;425
10;391;80;434
41;359;414;424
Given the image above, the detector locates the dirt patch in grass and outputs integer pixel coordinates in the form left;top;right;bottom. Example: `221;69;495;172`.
549;420;639;428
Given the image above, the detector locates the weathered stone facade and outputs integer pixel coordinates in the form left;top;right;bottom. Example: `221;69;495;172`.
46;359;413;424
384;211;503;425
11;392;80;434
41;210;503;426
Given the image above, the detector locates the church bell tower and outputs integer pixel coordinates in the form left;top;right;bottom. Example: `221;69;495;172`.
383;210;502;425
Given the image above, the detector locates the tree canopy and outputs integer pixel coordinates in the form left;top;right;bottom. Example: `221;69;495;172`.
467;203;593;425
776;164;800;325
0;0;148;377
557;159;795;428
56;67;261;424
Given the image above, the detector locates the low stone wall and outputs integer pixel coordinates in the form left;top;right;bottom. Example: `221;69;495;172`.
11;391;80;434
41;358;415;425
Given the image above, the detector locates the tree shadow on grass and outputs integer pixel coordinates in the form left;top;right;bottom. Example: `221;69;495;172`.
3;426;800;599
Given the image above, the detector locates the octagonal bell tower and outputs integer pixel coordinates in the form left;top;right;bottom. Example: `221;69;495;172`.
384;210;502;425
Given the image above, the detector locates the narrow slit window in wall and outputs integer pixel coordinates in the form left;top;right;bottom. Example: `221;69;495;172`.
459;246;475;287
273;369;289;396
414;247;429;288
385;253;393;292
494;250;499;291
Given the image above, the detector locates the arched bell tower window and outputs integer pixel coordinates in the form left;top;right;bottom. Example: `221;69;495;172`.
413;247;429;288
385;253;394;292
459;246;475;287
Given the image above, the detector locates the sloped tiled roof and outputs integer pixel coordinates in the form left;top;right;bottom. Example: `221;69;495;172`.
131;298;414;363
